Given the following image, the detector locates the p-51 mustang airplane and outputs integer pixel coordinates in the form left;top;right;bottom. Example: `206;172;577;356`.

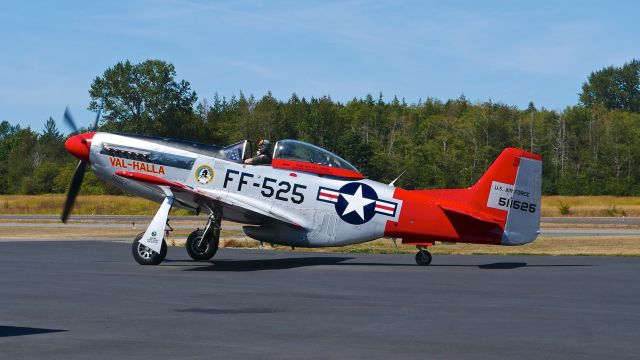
61;108;542;266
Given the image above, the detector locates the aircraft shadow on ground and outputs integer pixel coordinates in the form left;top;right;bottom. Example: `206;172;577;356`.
0;326;67;338
167;258;594;271
176;256;356;272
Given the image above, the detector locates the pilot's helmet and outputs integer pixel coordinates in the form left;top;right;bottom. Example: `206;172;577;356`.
258;139;271;153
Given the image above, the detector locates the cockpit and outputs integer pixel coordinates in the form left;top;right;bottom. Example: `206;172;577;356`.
271;139;364;179
222;138;364;179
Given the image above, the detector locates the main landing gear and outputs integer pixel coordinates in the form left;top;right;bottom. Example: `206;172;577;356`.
415;246;432;266
186;213;220;261
132;231;168;265
131;209;221;265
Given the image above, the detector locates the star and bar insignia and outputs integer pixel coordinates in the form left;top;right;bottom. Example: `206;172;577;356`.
317;182;398;225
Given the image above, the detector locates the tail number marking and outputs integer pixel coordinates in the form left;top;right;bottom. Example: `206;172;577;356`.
498;197;536;213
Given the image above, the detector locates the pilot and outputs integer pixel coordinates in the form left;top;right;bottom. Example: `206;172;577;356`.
244;139;272;165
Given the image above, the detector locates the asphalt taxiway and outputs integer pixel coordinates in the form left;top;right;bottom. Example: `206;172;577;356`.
1;241;638;359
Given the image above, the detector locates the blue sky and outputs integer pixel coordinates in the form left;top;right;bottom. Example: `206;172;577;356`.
1;0;638;132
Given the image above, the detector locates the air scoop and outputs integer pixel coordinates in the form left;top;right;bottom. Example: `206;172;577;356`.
64;132;95;162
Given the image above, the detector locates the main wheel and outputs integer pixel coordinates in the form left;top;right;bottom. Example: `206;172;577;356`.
415;249;432;266
185;229;219;261
132;232;167;265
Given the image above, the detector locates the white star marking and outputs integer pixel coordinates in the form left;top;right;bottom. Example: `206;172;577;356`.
340;185;375;220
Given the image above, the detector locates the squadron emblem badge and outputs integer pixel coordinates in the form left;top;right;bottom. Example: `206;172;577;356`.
195;165;214;184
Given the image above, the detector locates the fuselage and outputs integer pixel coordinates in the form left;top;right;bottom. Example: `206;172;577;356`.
66;131;541;250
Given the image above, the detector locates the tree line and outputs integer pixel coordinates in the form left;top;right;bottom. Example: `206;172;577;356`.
1;59;640;195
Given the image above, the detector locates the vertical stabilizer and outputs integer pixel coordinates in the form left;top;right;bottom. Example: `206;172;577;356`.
468;148;542;245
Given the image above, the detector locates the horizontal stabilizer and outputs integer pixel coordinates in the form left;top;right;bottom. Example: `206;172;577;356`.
437;203;502;225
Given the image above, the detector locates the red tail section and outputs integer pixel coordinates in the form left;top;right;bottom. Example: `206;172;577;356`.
385;148;542;246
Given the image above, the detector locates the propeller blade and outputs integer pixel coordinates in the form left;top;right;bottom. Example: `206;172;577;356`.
63;106;79;134
61;161;86;223
91;102;104;131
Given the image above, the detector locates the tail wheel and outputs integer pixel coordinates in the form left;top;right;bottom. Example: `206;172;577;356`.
132;232;167;265
415;249;432;266
186;229;219;261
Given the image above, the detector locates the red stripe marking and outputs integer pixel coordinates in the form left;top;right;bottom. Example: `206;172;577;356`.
272;158;365;179
115;171;188;190
320;192;339;199
376;204;395;211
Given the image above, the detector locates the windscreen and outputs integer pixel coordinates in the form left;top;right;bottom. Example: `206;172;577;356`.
273;139;358;172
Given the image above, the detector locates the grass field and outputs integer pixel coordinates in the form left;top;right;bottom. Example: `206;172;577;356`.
0;195;187;216
542;196;640;217
3;194;640;217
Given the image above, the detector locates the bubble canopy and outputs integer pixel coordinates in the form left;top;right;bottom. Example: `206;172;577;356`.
271;139;364;179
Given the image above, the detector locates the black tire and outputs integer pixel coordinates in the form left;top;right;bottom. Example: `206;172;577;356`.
415;250;432;266
132;232;167;265
185;229;219;261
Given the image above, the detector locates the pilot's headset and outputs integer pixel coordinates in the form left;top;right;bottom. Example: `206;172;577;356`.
258;139;271;154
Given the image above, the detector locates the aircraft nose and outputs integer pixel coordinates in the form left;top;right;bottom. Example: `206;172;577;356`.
64;132;95;162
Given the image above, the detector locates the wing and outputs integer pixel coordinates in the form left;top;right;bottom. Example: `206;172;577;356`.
115;171;304;227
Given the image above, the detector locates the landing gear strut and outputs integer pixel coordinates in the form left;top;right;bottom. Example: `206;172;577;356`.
415;247;432;266
186;213;220;261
